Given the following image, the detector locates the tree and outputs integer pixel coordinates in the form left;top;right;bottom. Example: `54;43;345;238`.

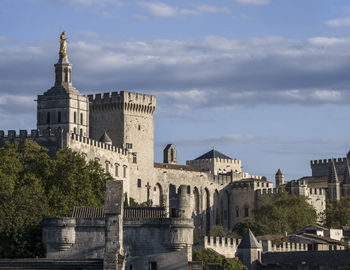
325;197;350;228
209;225;239;239
0;141;110;258
233;192;317;237
193;249;247;270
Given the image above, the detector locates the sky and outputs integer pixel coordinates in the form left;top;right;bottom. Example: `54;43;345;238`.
1;0;350;182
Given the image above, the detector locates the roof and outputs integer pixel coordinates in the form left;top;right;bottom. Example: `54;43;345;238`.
238;229;261;249
72;206;104;218
99;131;112;143
194;149;232;160
275;169;283;175
154;162;197;171
262;250;350;266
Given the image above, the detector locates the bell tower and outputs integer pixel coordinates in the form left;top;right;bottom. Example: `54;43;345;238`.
37;32;89;136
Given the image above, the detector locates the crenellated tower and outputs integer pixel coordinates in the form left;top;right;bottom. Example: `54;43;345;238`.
88;91;156;172
37;32;89;137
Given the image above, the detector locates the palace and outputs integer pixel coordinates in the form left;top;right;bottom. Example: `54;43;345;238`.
1;34;348;270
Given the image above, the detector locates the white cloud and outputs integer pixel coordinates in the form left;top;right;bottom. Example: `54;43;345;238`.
325;17;350;27
235;0;269;6
159;134;271;147
138;2;230;18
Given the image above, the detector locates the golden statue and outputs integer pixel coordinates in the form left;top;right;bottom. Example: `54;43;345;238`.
59;31;68;61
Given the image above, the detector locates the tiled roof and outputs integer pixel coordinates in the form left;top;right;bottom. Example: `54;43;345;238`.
194;149;232;160
154;162;197;171
72;206;104;218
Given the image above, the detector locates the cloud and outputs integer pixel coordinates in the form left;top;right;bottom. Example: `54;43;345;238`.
57;0;121;6
157;134;271;147
2;35;350;113
325;17;350;28
138;2;230;18
235;0;269;6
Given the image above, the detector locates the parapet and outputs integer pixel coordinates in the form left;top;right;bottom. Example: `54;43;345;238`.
69;133;128;156
311;157;347;165
88;91;156;114
0;129;61;140
203;236;241;258
187;158;241;165
259;239;308;253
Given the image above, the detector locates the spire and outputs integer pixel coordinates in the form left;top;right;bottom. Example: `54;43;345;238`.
238;229;261;249
99;131;112;144
328;159;339;183
344;158;350;184
276;169;283;176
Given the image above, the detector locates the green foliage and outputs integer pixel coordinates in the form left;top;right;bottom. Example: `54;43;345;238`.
193;249;247;270
0;141;110;258
325;197;350;228
209;225;239;238
128;197;153;207
233;192;317;237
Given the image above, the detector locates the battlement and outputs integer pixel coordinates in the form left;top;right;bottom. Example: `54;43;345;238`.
210;173;233;185
203;236;241;258
256;188;280;195
187;158;241;165
311;157;347;165
88;91;156;114
0;129;60;139
259;240;308;253
69;133;128;156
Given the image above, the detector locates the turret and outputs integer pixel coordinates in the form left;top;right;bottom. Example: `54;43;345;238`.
37;32;89;137
237;229;262;270
99;131;112;145
178;185;191;219
163;144;177;164
275;169;284;187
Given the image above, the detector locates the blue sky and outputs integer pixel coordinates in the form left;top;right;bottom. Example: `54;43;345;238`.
1;0;350;181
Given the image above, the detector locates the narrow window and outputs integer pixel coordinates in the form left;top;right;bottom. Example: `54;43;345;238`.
64;68;68;82
105;162;109;173
132;153;137;163
115;164;119;177
244;207;249;217
123;166;127;178
80;113;83;125
187;185;191;194
74;127;77;134
69;70;72;82
138;125;141;131
58;111;61;123
80;128;83;136
137;179;142;188
74;112;77;124
236;208;239;217
126;143;133;149
47;112;50;124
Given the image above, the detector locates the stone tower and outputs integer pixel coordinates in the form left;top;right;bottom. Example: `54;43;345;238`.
343;158;350;197
237;229;262;270
328;159;341;201
37;33;89;136
88;92;156;172
163;144;177;164
275;169;284;187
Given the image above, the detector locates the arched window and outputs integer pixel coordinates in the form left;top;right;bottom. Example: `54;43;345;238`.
123;166;127;178
74;112;77;124
115;164;119;177
64;68;68;82
105;162;110;173
80;113;83;125
58;111;61;123
47;112;50;124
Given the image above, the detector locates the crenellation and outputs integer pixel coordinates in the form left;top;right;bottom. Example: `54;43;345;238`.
69;133;128;156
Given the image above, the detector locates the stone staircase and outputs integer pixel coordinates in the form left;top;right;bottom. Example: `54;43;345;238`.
0;259;103;270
